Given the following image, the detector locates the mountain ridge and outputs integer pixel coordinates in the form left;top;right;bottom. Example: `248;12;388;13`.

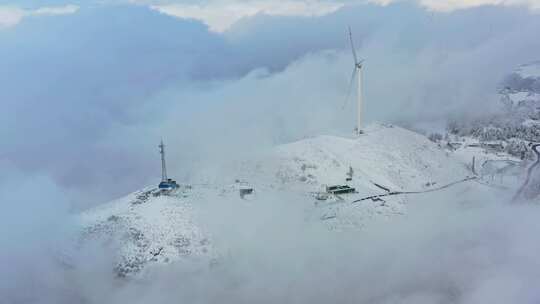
76;124;479;276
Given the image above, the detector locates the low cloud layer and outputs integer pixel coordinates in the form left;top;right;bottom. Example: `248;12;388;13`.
4;180;540;303
0;164;73;303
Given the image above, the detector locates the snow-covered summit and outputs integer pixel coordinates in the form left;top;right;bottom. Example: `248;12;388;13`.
269;124;468;190
79;186;214;277
78;124;475;275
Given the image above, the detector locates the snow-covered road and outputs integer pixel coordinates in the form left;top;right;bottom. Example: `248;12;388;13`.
513;143;540;202
350;176;477;204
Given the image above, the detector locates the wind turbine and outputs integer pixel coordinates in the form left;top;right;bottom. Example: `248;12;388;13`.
344;26;364;135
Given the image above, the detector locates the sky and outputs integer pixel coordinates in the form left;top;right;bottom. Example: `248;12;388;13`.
1;1;540;303
1;1;540;31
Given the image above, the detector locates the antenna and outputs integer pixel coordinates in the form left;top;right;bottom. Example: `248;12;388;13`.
159;139;167;182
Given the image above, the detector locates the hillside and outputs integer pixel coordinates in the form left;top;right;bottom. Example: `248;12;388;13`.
77;124;478;276
257;124;469;191
78;187;215;277
440;61;540;163
431;62;540;197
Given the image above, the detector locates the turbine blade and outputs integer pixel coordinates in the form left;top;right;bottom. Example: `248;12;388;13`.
348;26;359;65
342;67;357;109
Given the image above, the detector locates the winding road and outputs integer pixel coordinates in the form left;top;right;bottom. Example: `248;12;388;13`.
512;143;540;202
350;177;477;204
348;143;540;205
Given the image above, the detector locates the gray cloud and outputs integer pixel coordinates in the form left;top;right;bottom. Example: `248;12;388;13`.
0;5;237;207
0;164;73;303
1;2;539;208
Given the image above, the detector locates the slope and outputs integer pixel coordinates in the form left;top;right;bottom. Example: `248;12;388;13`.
77;124;475;275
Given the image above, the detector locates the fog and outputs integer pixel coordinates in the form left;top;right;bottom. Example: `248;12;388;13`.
4;179;540;303
147;191;540;304
1;1;540;303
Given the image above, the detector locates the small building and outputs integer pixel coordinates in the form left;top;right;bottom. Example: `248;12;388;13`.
325;185;356;195
239;187;254;199
346;166;354;182
236;180;254;199
159;178;178;190
481;142;504;152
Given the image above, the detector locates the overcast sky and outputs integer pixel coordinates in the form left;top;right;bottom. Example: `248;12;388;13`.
1;0;540;208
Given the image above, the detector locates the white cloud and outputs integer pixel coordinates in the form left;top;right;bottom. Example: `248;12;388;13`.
419;0;540;11
369;0;540;11
32;4;79;16
0;6;25;28
146;0;540;32
150;0;344;32
0;4;79;29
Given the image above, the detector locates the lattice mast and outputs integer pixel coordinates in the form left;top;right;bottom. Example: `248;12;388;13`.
159;139;168;182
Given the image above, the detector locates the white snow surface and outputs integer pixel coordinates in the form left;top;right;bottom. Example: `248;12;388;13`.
79;186;214;276
263;124;469;191
445;136;524;187
78;124;476;275
508;91;540;104
516;61;540;79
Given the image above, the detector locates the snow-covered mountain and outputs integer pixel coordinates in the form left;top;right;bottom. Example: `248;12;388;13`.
79;187;215;277
77;124;482;276
257;124;469;191
441;61;540;162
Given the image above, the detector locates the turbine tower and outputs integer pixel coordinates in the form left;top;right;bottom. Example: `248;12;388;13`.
345;26;365;135
159;139;167;182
